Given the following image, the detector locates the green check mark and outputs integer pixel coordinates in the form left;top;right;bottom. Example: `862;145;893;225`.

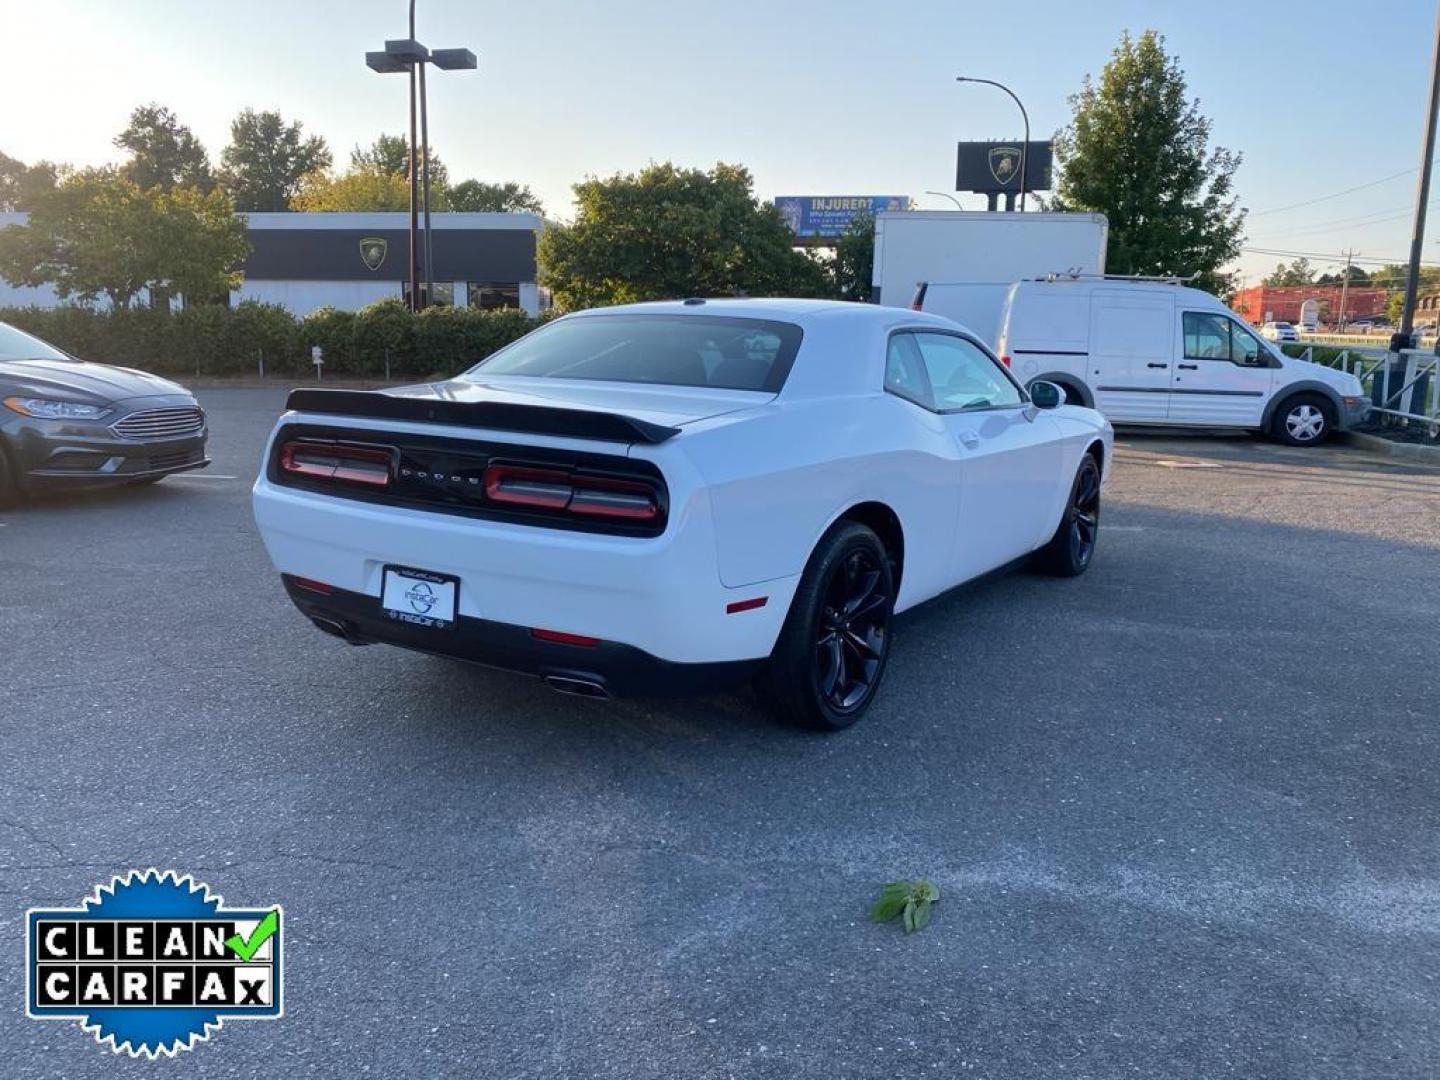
225;909;279;962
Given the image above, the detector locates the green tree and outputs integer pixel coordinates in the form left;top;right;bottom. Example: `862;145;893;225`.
290;166;441;211
350;133;448;191
1316;264;1369;286
1262;257;1315;287
0;152;60;211
114;104;213;192
1053;30;1244;292
220;109;331;211
829;213;875;301
0;168;248;307
538;162;831;309
447;179;545;214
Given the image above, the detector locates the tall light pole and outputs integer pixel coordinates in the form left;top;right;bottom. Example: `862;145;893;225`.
924;190;964;209
365;5;476;312
956;76;1030;211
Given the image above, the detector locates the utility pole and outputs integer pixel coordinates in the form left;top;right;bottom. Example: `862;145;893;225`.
1399;2;1440;345
1337;248;1358;331
407;0;420;311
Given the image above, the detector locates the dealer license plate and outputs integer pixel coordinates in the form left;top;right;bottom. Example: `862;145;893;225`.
381;565;458;628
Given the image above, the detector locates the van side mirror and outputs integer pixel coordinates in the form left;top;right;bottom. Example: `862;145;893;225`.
1028;380;1064;409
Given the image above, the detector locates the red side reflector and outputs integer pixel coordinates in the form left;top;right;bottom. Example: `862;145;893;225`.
726;596;768;614
530;628;601;648
292;576;333;595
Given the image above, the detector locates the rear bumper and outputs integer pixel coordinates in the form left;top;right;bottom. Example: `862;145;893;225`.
252;476;798;665
283;575;762;697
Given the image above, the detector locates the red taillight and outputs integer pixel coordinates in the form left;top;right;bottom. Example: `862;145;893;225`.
484;464;572;509
482;464;660;522
280;441;393;487
530;628;601;648
569;476;659;521
292;576;333;595
1001;355;1012;368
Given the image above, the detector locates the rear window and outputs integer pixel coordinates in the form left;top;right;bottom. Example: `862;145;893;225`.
470;314;803;392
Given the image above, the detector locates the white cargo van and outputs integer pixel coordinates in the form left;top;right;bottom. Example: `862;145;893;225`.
990;278;1369;445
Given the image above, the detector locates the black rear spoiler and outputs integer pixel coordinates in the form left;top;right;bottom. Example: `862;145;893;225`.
284;388;681;445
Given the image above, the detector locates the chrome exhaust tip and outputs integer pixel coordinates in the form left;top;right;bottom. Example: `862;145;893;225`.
543;674;611;700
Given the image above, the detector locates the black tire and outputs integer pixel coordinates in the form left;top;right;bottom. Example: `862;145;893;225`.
1271;393;1335;446
758;521;895;731
1036;452;1101;577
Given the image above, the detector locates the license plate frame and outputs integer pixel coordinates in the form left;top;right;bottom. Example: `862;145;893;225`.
380;565;459;629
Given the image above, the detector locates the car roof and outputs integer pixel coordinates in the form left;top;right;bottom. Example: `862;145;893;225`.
566;297;960;332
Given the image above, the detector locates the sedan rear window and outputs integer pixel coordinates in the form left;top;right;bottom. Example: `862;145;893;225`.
471;314;803;392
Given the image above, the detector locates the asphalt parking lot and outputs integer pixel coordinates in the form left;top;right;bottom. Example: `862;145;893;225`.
3;386;1439;1078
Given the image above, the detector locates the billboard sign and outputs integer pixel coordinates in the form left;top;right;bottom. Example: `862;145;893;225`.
955;142;1053;194
774;196;911;242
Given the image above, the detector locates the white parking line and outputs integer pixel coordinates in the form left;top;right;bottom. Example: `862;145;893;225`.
1153;460;1223;469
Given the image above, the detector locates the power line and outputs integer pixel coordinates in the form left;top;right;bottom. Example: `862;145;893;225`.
1249;201;1435;241
1242;245;1440;269
1247;168;1417;217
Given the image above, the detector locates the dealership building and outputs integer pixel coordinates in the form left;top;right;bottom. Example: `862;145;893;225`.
0;211;547;316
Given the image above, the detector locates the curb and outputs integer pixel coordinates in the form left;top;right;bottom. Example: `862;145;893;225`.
1343;430;1440;464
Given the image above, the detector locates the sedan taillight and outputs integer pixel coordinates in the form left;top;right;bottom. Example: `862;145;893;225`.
279;440;394;487
483;463;660;522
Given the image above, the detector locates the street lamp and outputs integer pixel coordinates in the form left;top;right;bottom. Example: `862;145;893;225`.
924;190;964;210
365;4;477;311
956;76;1030;211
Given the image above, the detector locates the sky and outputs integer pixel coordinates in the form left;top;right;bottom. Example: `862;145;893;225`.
2;0;1438;285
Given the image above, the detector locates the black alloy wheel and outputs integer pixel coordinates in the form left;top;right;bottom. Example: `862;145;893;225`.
1037;453;1101;577
761;521;895;730
814;546;890;713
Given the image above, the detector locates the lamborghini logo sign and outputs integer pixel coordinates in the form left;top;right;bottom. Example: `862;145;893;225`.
988;147;1022;186
359;237;388;271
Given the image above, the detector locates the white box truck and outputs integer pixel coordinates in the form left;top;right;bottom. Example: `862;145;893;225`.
871;210;1109;345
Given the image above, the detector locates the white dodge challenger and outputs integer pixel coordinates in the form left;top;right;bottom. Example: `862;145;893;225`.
252;298;1112;729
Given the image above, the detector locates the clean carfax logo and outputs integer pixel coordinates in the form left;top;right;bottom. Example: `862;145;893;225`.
26;870;283;1058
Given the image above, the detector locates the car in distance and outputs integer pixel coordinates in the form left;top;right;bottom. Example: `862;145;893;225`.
0;321;209;502
1261;321;1300;342
993;280;1367;446
252;299;1111;730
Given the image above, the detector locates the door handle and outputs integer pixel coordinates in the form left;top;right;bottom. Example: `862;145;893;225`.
1147;362;1169;369
1178;363;1198;370
957;430;980;449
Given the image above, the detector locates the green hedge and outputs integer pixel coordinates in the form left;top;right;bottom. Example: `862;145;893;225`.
0;298;543;380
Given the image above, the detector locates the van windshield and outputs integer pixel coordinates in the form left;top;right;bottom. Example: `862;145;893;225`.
470;314;803;393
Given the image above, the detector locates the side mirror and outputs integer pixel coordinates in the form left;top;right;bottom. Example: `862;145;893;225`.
1028;380;1064;410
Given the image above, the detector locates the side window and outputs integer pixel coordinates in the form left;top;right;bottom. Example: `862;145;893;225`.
1184;312;1271;367
912;333;1023;411
1229;322;1267;367
1184;312;1231;360
885;333;934;409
